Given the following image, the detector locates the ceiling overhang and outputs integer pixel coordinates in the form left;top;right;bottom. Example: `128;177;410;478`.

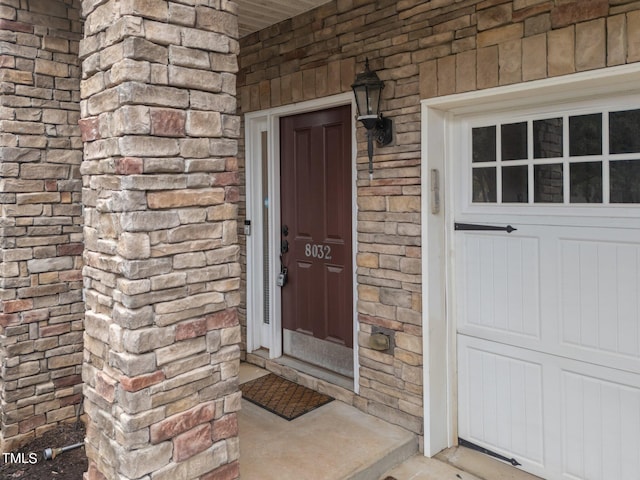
235;0;333;37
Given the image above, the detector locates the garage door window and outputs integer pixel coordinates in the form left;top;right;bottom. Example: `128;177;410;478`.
471;108;640;205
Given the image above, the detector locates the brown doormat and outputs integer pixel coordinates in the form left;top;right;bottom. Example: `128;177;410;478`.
240;373;334;420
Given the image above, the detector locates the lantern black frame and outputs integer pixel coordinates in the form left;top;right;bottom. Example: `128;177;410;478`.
351;59;393;177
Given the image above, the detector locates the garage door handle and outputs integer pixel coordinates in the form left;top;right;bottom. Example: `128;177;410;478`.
454;222;517;233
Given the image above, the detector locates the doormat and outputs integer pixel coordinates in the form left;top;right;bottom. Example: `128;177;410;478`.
240;373;334;420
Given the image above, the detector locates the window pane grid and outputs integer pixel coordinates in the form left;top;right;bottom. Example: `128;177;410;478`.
470;107;640;206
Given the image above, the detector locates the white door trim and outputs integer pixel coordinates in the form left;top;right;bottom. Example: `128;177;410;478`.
245;92;360;391
245;115;268;354
421;62;640;457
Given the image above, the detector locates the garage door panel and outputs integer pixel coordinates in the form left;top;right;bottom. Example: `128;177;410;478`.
459;336;640;480
562;368;640;480
618;244;640;357
459;336;545;468
560;238;640;363
460;229;640;372
458;224;640;480
459;233;540;338
456;100;640;480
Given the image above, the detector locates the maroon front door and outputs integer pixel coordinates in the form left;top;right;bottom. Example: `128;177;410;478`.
280;106;353;375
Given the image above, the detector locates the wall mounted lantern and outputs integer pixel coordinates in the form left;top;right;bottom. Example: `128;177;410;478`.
351;58;393;179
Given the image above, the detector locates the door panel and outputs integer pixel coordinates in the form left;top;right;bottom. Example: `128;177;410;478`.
280;106;353;366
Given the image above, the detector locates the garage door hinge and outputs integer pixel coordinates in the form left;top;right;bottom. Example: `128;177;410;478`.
454;222;517;233
458;438;522;467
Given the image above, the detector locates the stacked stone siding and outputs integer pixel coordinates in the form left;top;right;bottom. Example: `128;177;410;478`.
78;0;241;479
238;0;640;439
0;0;638;473
0;0;84;452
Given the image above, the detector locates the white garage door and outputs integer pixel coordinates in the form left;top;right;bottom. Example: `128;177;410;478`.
454;97;640;480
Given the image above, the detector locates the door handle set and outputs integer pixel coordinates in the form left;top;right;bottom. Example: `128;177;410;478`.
278;225;289;287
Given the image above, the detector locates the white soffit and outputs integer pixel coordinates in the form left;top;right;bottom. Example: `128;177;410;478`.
235;0;333;37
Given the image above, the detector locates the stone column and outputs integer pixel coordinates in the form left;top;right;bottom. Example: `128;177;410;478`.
0;0;84;452
79;1;241;479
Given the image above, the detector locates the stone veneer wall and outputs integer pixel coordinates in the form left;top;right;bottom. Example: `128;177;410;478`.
79;0;241;479
238;0;640;441
0;0;84;452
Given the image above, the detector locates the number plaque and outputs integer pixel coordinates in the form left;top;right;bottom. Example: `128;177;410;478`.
304;243;332;260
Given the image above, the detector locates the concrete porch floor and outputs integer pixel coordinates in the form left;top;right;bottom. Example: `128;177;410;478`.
238;362;542;480
238;362;418;479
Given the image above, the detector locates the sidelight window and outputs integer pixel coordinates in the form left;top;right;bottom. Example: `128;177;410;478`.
471;107;640;205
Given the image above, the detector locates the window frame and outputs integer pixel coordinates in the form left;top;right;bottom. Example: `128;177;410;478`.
461;94;640;216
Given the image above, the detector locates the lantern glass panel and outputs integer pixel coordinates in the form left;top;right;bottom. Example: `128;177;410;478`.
353;86;369;118
366;87;381;117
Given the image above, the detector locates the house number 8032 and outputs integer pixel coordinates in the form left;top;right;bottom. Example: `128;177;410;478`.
304;243;332;260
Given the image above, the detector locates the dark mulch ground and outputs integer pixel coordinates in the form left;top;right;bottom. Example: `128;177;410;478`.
0;422;87;480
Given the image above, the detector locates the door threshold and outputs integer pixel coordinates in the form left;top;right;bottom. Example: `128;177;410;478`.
246;350;355;404
283;329;354;378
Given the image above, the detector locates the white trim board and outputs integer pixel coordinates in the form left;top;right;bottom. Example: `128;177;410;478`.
244;92;360;392
420;62;640;457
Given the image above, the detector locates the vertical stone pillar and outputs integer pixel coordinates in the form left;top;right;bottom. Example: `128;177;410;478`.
0;0;84;452
79;1;241;478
